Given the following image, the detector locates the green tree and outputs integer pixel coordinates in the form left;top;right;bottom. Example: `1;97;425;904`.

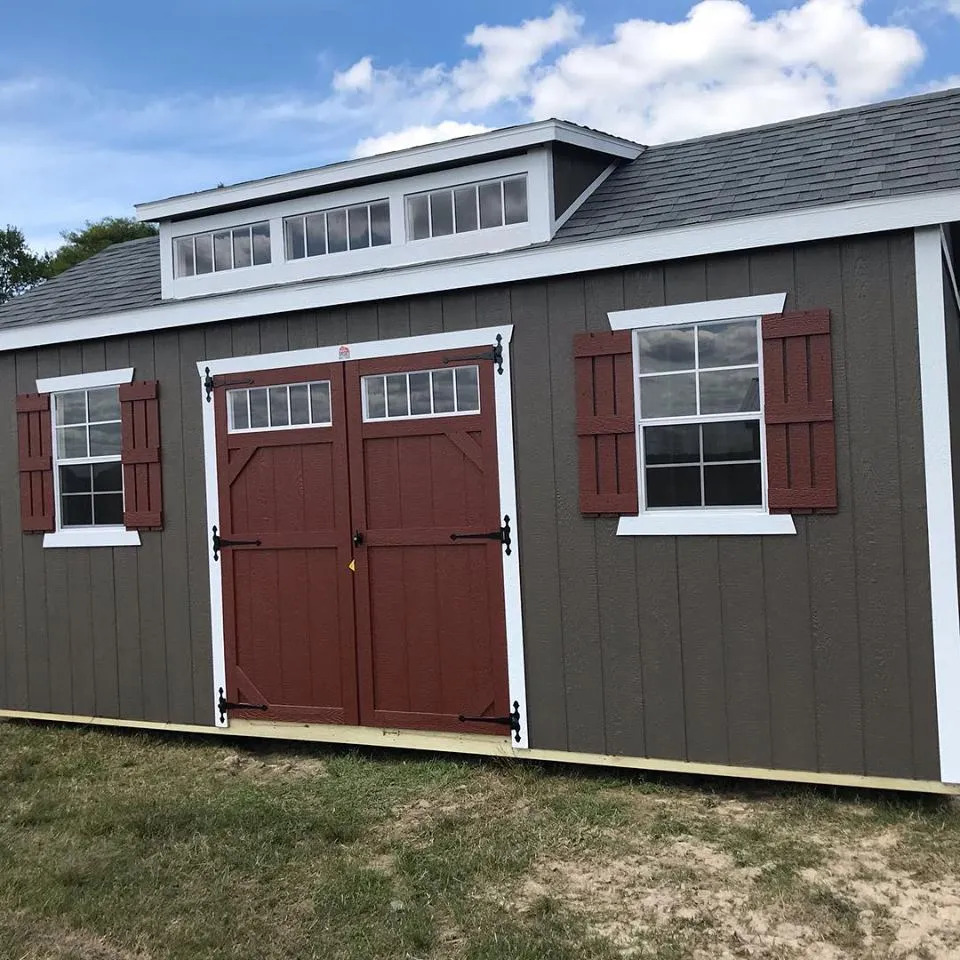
0;225;50;304
46;216;158;277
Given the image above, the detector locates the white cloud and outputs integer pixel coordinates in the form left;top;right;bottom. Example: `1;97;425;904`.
333;0;924;148
333;57;375;94
354;121;491;158
453;7;583;110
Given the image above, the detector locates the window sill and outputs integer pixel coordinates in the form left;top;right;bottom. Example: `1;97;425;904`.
616;512;797;537
43;528;142;549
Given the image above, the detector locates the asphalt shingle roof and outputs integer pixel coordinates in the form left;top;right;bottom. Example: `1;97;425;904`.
555;87;960;243
3;87;960;331
0;236;160;329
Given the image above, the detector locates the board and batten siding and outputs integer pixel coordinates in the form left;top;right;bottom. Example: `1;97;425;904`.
0;231;940;781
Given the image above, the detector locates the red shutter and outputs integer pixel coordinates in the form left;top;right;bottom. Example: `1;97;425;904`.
120;380;163;530
16;392;54;533
574;331;638;515
761;309;837;513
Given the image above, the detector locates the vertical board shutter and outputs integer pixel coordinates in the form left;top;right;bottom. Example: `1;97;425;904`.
574;331;638;515
120;380;163;530
16;393;54;533
762;309;837;513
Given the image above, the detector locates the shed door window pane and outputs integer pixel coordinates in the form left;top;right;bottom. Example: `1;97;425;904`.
228;381;331;432
363;366;480;421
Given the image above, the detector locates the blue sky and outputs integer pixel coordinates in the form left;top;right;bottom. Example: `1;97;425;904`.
1;0;958;250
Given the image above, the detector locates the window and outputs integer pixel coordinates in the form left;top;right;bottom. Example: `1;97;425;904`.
228;381;332;432
362;366;480;420
174;221;271;277
636;317;763;510
284;200;390;260
405;175;527;241
53;387;124;527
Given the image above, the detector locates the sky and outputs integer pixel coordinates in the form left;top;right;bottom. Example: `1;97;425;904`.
1;0;958;251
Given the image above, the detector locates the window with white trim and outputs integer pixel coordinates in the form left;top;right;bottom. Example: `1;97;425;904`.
174;221;271;277
362;366;480;420
636;317;764;510
228;382;332;432
284;200;391;260
53;387;124;527
405;175;527;241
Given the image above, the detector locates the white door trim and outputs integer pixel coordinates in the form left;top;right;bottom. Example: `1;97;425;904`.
915;226;960;784
196;323;529;748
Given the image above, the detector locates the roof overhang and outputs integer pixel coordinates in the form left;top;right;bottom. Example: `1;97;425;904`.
135;120;644;222
6;187;960;354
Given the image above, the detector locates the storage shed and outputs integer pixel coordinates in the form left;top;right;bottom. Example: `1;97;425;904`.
3;89;960;793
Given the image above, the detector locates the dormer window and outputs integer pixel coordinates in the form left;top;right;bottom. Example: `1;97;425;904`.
405;175;527;241
174;221;271;277
284;200;391;261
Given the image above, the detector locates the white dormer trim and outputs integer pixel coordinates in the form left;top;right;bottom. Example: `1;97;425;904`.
137;120;643;222
161;151;554;301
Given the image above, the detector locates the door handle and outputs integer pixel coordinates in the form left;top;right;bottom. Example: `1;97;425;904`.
353;530;364;546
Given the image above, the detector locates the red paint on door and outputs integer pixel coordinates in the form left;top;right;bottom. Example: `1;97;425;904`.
346;349;510;735
215;364;359;724
214;350;510;737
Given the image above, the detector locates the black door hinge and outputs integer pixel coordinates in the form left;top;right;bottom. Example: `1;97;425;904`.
443;334;504;375
450;515;511;555
204;367;254;403
212;524;262;562
218;687;267;723
458;700;521;743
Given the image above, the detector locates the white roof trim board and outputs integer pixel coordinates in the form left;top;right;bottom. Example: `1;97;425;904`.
135;119;643;221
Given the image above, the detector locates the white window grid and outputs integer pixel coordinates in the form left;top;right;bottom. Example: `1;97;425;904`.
174;221;271;277
362;366;481;422
227;381;332;433
633;316;768;513
283;200;391;260
52;388;125;529
405;174;527;241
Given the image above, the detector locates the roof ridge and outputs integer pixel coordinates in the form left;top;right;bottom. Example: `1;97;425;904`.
643;85;960;152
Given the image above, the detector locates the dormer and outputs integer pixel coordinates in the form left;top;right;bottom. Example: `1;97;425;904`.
135;120;643;301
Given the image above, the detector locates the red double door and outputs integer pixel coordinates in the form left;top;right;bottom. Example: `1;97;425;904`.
213;348;510;736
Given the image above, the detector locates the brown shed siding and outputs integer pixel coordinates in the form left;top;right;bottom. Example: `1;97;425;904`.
0;231;941;781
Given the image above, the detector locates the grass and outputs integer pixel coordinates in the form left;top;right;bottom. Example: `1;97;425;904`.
2;722;960;959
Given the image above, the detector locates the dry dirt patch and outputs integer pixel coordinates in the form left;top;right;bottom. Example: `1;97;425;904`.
518;817;960;958
214;750;328;780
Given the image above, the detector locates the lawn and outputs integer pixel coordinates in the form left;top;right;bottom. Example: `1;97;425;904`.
2;722;960;959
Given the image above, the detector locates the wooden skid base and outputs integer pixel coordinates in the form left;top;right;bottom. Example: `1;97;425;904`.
1;709;956;796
